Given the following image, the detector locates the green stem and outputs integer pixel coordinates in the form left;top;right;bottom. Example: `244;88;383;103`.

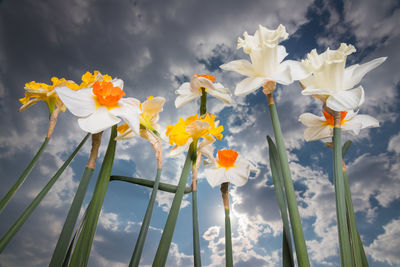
192;188;201;267
49;167;95;267
0;137;50;214
267;96;310;267
267;136;294;267
224;208;233;267
110;176;193;194
200;88;207;115
69;126;117;267
129;168;162;267
332;127;353;266
153;141;197;267
0;133;89;253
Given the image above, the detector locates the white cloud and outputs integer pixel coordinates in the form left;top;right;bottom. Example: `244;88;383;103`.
366;217;400;266
388;133;400;154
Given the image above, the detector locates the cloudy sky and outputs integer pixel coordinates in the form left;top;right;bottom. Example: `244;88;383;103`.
0;0;399;266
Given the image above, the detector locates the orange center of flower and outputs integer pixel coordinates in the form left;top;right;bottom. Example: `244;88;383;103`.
194;74;215;82
93;81;125;107
217;149;238;169
322;110;347;126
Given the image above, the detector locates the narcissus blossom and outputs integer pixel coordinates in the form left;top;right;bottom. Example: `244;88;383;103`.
301;43;386;111
166;114;223;156
204;149;252;187
55;71;141;134
116;96;166;140
19;77;80;113
175;74;232;108
298;110;379;141
220;24;309;96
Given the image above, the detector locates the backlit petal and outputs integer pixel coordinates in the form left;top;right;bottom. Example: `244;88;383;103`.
234;77;266;96
343;57;387;90
299;113;325;127
110;100;141;135
175;91;201;108
204;167;228;187
227;157;250;186
326;86;364;111
303;125;332;141
78;106;120;133
220;59;258;77
55;87;96;117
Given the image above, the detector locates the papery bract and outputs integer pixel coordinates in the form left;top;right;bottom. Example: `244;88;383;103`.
55;71;141;134
175;74;232;108
298;110;379;141
301;43;386;111
220;24;309;96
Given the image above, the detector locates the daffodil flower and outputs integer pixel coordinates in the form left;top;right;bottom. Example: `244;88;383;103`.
19;77;80;114
204;149;252;187
166;114;223;156
55;71;141;134
175;74;232;108
116;96;166;140
298;110;379;141
220;24;309;96
301;43;386;111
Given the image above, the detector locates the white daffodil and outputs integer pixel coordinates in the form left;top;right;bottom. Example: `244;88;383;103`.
175;74;232;108
55;72;141;134
116;96;166;140
204;149;252;187
298;110;379;141
220;24;309;96
301;43;386;111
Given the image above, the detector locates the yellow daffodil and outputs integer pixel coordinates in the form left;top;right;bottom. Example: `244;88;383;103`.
298;110;379;141
220;24;309;96
301;43;386;111
19;77;80;114
166;114;223;156
175;74;232;108
116;96;166;140
55;71;141;134
204;149;252;187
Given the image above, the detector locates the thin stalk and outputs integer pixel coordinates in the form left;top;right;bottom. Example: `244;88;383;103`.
221;182;233;267
267;136;294;267
332;125;353;266
69;126;117;267
0;138;50;214
266;92;310;267
153;141;197;267
110;176;193;194
0;133;90;253
129;168;162;267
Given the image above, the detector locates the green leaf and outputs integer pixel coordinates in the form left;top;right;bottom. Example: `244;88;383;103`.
0;137;50;214
153;141;196;266
267;102;310;267
0;133;90;253
50;167;95;267
129;168;162;267
267;136;294;267
69;126;117;266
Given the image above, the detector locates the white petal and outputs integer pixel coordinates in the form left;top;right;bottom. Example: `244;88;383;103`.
326;86;364;111
228;157;250;186
342;121;363;136
301;87;333;96
304;125;332;141
343;57;387;89
277;45;288;63
175;92;201;108
191;76;214;91
220;59;258;77
204;167;228;187
207;87;232;104
298;113;325;127
110;99;141;135
142;96;165;116
234;77;266;96
168;140;191;157
176;82;195;95
212;83;231;93
111;79;124;89
280;60;311;81
357;114;379;129
55;87;96;117
78;107;121;134
344;114;379;135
